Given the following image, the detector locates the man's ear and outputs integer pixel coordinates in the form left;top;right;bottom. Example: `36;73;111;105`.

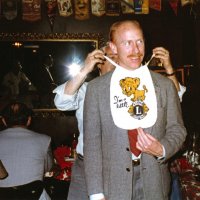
109;42;117;54
1;118;7;127
26;116;32;127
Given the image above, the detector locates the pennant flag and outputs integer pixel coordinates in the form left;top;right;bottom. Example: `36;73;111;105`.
149;0;161;11
2;0;17;20
134;0;149;14
181;0;194;6
45;0;57;32
91;0;106;17
74;0;90;20
142;0;149;14
106;0;120;16
22;0;41;22
57;0;73;17
121;0;134;14
169;0;179;15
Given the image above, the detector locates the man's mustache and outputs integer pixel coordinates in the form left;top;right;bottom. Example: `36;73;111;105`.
127;54;143;59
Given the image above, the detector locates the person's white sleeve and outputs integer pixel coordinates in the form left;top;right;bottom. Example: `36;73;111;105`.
157;145;166;160
178;83;186;102
90;193;105;200
53;83;78;111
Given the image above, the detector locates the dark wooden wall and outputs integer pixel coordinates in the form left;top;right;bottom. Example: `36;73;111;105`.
0;1;199;67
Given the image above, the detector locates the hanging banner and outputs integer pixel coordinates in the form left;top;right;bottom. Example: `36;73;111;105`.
169;0;178;15
106;0;120;16
134;0;149;14
121;0;134;14
142;0;149;14
181;0;194;6
91;0;106;17
45;0;57;31
22;0;41;22
57;0;73;17
149;0;161;11
74;0;90;20
2;0;17;20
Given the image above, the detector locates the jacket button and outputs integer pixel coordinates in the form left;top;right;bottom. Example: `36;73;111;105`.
126;168;130;172
126;147;130;151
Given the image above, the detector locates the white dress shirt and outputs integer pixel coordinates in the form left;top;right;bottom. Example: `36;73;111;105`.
53;82;88;156
178;83;186;102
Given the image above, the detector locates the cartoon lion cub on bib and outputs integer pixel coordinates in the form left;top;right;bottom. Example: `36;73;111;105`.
119;77;148;102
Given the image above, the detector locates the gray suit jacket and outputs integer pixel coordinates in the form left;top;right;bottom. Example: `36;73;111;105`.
83;70;187;200
0;127;53;187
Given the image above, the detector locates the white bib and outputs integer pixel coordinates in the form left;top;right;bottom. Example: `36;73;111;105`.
105;56;157;129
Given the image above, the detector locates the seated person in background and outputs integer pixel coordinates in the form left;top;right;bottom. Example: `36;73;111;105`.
1;59;36;108
0;101;53;200
0;85;12;111
0;85;12;130
2;59;34;98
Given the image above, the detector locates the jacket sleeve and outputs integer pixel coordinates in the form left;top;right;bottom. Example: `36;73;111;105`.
44;138;53;172
83;80;104;196
160;80;187;160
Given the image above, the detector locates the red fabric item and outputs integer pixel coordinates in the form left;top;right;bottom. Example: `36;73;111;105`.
53;146;72;170
169;0;178;15
128;129;141;156
149;0;162;11
22;0;41;22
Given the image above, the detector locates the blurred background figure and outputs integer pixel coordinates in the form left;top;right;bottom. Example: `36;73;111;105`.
1;59;36;108
0;101;53;200
36;54;57;108
0;84;13;130
41;54;57;87
0;85;12;112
